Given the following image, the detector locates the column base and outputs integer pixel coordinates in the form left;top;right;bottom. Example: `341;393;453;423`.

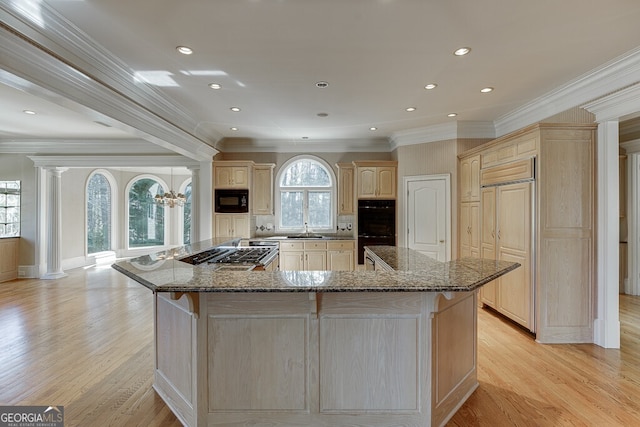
41;271;68;280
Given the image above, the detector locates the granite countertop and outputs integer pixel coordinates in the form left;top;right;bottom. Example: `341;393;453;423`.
112;240;519;294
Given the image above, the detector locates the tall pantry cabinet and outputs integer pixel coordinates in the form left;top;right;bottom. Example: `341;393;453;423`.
459;123;596;343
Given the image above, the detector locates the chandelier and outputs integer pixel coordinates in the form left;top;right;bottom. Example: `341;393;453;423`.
155;168;186;208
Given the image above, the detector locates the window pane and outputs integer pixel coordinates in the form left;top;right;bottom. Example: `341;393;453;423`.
280;191;304;228
308;191;331;228
183;183;192;244
281;160;331;187
0;180;20;238
87;173;112;254
129;178;165;247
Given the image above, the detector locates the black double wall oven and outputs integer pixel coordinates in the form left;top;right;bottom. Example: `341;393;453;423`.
357;199;396;264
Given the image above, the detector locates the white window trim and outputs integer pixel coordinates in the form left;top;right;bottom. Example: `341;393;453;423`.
124;174;171;254
85;169;118;257
275;155;336;233
178;178;192;245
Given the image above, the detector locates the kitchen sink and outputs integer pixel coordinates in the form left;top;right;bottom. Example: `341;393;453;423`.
287;233;324;239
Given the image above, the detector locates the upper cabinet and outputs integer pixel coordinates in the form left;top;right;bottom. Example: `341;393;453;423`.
252;163;275;215
336;163;355;215
353;161;397;199
214;161;253;189
459;154;480;202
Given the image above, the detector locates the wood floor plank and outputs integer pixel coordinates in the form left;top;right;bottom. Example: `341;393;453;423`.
1;266;639;426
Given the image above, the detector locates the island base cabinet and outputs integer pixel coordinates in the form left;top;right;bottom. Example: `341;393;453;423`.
152;290;479;427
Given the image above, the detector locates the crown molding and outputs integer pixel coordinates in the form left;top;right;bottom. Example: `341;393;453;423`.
389;121;496;151
582;83;640;123
620;139;640;154
27;155;199;168
0;139;174;154
0;3;219;161
495;47;640;137
218;137;392;153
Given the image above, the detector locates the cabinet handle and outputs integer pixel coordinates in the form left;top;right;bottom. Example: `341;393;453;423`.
491;230;495;238
497;230;501;240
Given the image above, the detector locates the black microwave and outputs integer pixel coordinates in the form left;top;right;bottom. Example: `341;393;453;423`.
215;189;249;213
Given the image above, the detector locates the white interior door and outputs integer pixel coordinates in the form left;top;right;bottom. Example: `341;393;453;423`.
406;176;450;261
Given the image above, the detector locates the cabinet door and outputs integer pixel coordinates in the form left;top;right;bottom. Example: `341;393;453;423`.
479;187;497;307
328;250;354;271
376;167;396;199
338;165;354;215
496;182;532;330
460;155;480;202
214;214;233;238
469;202;480;258
215;166;249;188
253;166;273;214
232;215;249;238
305;251;327;270
357;167;377;198
215;214;249;238
280;251;304;271
459;203;471;258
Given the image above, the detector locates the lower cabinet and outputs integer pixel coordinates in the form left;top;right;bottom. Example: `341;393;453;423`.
279;240;355;271
214;214;250;238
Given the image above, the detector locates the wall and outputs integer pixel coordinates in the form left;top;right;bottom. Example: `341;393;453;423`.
393;139;489;257
0;154;37;266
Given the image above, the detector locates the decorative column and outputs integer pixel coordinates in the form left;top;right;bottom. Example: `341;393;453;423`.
41;167;68;279
187;164;201;243
620;140;640;296
198;160;213;241
594;121;620;348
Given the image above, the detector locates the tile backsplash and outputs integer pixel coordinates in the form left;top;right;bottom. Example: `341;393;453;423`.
253;215;355;238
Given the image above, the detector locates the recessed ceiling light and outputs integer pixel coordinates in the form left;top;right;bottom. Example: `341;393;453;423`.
23;109;36;115
480;87;494;93
406;107;417;112
230;107;241;112
424;83;438;90
447;113;458;117
230;127;238;131
208;83;222;89
453;47;471;56
370;127;378;131
317;112;329;117
176;46;193;55
316;81;329;88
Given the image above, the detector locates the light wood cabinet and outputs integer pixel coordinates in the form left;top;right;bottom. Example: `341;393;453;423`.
461;123;596;342
279;240;355;271
336;163;355;215
214;214;250;238
0;237;19;283
327;240;356;271
214;161;252;189
353;161;397;199
252;163;275;215
460;155;480;202
459;202;480;259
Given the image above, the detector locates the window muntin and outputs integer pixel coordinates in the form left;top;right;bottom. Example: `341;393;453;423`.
277;157;334;232
128;178;165;248
0;181;20;237
86;173;112;254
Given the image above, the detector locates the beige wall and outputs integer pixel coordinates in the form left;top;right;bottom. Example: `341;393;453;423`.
393;139;489;256
0;154;37;265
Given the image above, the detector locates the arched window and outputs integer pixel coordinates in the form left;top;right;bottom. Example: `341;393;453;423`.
182;181;192;244
128;177;165;248
86;172;112;254
276;156;335;232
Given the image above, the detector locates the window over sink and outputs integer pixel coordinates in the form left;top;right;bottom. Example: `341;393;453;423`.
276;155;335;233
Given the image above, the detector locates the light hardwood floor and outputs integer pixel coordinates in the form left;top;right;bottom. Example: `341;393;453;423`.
1;266;639;426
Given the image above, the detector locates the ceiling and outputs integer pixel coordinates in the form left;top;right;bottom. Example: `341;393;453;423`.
2;0;640;156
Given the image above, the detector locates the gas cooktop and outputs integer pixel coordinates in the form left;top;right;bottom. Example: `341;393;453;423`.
179;246;277;266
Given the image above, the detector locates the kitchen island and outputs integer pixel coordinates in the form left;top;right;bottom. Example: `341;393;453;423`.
113;239;519;427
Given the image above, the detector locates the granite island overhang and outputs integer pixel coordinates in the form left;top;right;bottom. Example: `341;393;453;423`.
112;239;519;427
